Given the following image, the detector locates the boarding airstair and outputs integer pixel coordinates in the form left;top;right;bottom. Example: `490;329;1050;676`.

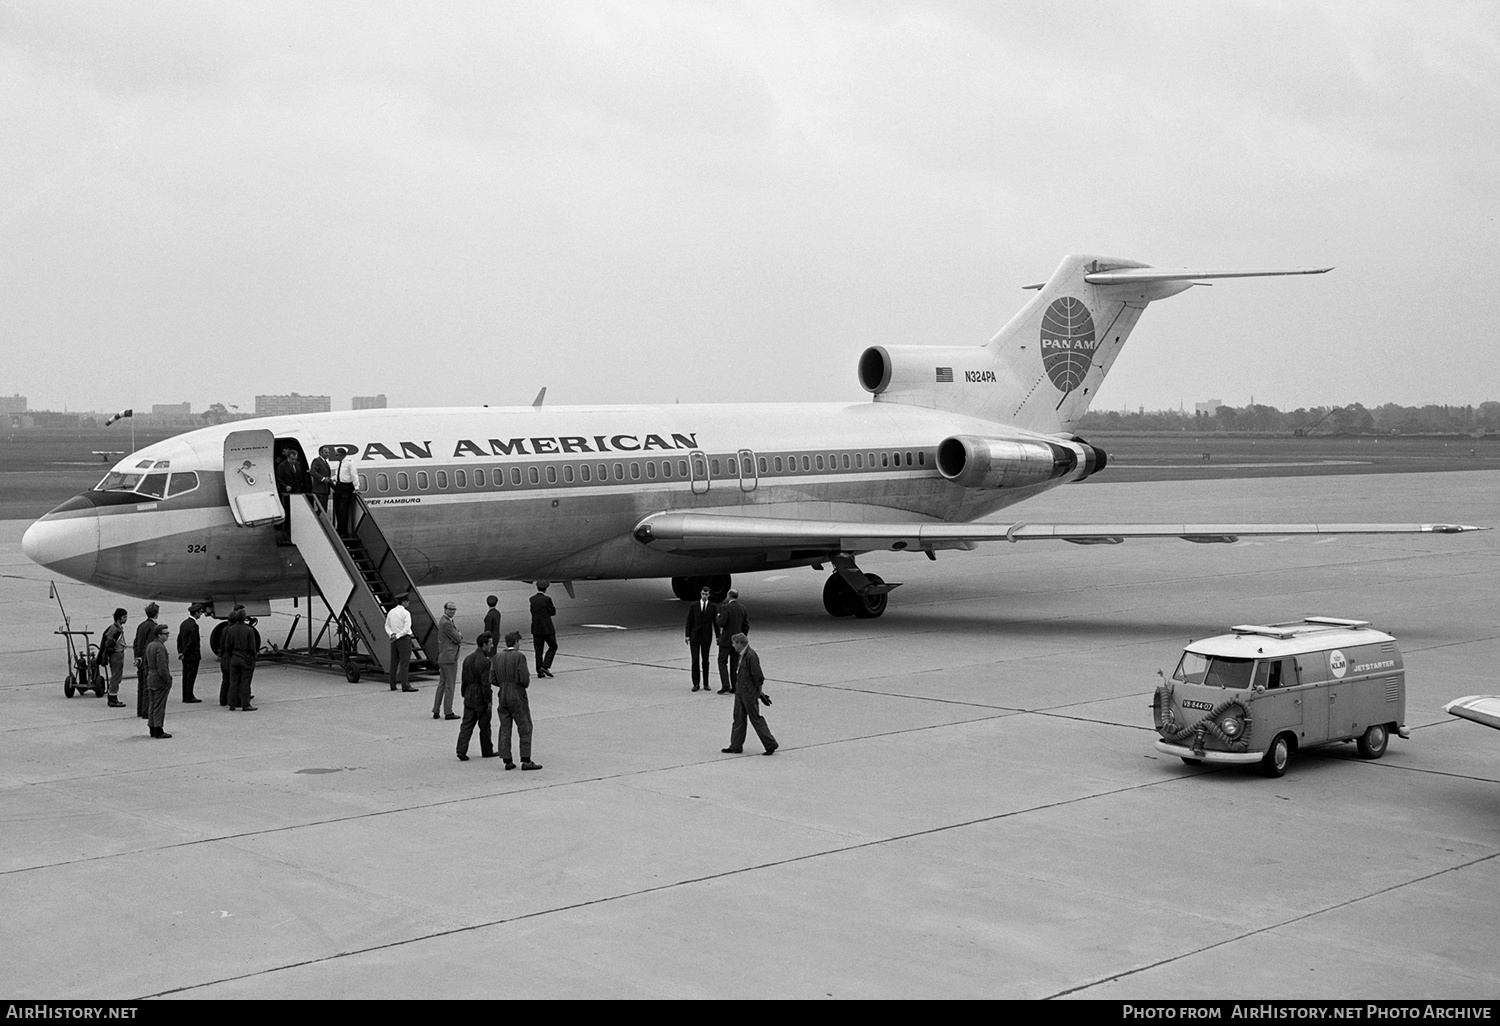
288;494;439;677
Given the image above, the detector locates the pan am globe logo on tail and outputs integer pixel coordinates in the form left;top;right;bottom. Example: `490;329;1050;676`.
1040;297;1098;394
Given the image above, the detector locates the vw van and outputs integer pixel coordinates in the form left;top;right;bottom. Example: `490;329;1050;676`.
1152;617;1408;777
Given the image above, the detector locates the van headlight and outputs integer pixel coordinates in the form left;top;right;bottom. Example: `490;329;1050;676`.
1220;716;1243;739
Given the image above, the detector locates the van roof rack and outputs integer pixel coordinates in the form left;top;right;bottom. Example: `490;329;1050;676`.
1229;617;1373;640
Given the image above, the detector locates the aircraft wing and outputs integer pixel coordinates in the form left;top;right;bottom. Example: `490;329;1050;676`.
632;513;1486;556
1444;696;1500;732
1083;266;1333;285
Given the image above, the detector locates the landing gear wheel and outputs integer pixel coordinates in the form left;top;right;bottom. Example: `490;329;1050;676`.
345;664;362;684
671;577;697;602
851;574;889;620
64;674;76;698
1260;734;1292;778
1357;723;1389;759
822;574;857;617
706;575;731;603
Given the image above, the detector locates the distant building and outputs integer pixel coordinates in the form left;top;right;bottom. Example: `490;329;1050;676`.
152;402;191;415
1195;400;1224;416
0;394;27;414
352;394;388;410
255;393;331;417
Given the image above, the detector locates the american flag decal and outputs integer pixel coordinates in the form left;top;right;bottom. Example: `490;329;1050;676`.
935;367;953;383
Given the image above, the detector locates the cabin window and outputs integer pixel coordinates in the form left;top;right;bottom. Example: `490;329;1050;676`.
492;469;504;487
842;454;851;469
417;472;429;490
630;462;641;480
801;455;810;471
595;463;607;481
646;462;657;480
727;458;737;475
815;455;824;470
377;473;390;492
758;457;767;473
528;467;540;485
580;465;590;482
918;451;925;465
563;465;574;483
473;470;484;488
455;470;467;488
359;473;370;492
397;472;410;490
436;471;448;489
905;451;913;466
166;472;199;497
545;466;556;484
773;456;783;472
855;453;863;468
614;463;624;480
510;468;522;486
711;459;720;475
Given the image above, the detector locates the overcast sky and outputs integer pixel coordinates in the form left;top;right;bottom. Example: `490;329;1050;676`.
3;1;1496;416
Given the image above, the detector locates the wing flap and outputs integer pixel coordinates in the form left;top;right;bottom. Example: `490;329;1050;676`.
632;513;1485;556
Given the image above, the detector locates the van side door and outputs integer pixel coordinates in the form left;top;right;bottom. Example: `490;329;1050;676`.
1295;650;1331;744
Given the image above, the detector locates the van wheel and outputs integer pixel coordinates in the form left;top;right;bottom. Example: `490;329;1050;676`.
1260;735;1291;778
1357;723;1389;759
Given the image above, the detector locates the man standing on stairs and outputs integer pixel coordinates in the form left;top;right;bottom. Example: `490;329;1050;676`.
386;593;417;693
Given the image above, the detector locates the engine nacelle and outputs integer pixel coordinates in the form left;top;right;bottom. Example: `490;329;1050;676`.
937;435;1108;490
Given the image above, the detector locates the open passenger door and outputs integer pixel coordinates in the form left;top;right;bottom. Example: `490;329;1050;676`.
223;429;283;527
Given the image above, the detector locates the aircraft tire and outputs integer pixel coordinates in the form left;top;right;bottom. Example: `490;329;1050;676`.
822;574;857;617
851;574;889;620
670;577;697;602
706;575;731;603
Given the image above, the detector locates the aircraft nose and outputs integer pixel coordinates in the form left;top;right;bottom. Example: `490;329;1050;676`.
22;513;100;584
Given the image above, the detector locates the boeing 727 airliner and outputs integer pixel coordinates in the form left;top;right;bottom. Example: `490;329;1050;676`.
23;254;1484;634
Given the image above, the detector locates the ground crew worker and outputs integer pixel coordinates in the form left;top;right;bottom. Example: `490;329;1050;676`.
223;609;258;712
100;608;128;708
722;633;777;756
132;602;160;718
145;623;173;739
493;630;540;770
456;632;497;762
386;594;416;692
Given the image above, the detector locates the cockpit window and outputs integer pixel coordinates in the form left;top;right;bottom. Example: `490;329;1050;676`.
95;468;196;499
1173;653;1255;690
167;472;200;497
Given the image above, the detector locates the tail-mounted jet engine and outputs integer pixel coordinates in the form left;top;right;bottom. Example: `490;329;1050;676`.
936;435;1107;490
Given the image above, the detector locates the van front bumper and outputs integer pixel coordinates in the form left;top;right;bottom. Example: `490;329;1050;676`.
1154;740;1263;765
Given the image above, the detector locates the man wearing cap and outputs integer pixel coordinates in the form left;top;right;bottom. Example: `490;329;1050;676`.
145;622;174;739
385;593;417;692
177;603;204;703
433;600;462;720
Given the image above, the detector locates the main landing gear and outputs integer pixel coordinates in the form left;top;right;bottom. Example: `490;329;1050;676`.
671;574;732;603
821;555;898;619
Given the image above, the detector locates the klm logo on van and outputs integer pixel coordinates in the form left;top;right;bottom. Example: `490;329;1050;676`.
1329;650;1348;678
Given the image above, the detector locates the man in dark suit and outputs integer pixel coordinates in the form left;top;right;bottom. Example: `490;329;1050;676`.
529;581;557;678
684;584;718;692
275;448;305;540
132;602;160;718
308;445;334;518
493;631;540;770
722;633;777;756
456;633;497;761
177;603;204;703
715;589;749;694
223;609;259;712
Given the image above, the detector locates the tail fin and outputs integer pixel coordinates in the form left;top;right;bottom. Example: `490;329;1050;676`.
859;255;1330;435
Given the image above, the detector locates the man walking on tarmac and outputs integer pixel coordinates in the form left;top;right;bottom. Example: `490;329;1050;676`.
721;633;777;757
456;632;497;762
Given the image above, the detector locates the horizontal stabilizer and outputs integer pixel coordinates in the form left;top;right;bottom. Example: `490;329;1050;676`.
1083;266;1333;285
1444;695;1500;732
632;513;1486;556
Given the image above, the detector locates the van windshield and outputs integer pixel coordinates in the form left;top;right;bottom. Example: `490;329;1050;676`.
1173;653;1255;690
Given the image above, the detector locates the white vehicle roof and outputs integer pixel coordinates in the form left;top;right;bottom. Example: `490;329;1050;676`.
1186;617;1396;659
